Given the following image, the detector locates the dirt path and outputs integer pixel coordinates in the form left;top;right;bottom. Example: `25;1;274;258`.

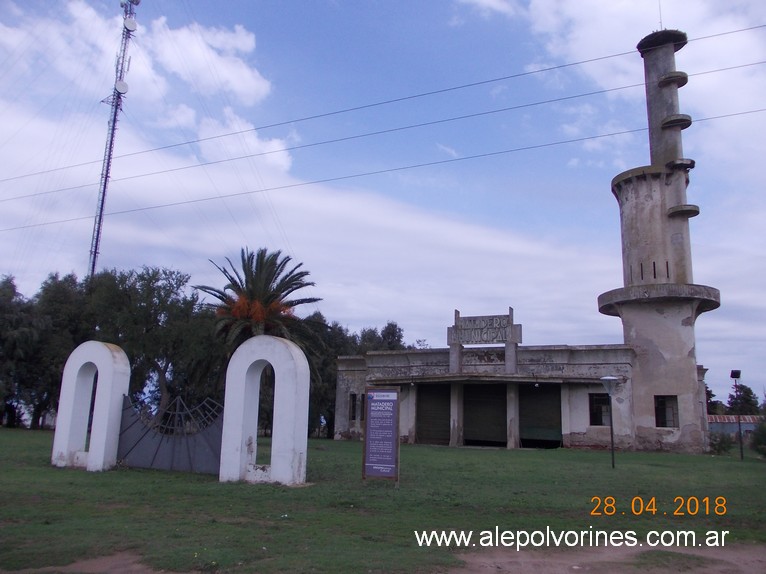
448;543;766;573
0;553;191;574
3;544;765;573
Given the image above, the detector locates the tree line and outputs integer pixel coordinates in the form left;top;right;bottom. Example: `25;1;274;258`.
0;248;414;434
707;384;764;416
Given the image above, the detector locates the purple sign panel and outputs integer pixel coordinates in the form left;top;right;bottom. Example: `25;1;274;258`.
363;388;399;480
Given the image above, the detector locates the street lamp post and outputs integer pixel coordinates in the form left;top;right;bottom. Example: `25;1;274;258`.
600;376;622;469
731;370;743;461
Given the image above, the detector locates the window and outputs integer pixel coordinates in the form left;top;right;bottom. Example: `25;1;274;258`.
589;393;611;426
349;393;357;421
350;392;367;422
654;395;678;428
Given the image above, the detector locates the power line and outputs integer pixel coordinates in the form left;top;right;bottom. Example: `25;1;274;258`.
2;61;764;205
1;82;645;202
0;49;633;185
3;22;763;187
2;108;764;234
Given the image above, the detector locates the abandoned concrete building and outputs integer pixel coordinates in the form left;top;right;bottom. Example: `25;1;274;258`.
334;29;720;453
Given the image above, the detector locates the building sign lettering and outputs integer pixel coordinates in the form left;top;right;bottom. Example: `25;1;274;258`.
447;313;522;345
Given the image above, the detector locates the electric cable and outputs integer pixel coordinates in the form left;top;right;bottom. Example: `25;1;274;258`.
2;23;763;186
2;60;763;205
3;107;763;233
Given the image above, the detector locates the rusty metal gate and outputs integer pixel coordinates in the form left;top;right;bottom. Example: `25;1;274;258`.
464;383;507;447
416;384;451;445
518;383;562;448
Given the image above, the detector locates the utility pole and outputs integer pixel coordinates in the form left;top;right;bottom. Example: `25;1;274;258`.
88;0;141;278
731;370;743;460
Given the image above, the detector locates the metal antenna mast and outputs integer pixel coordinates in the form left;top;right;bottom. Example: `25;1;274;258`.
88;0;141;278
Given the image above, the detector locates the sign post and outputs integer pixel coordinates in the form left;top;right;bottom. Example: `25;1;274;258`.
362;387;400;484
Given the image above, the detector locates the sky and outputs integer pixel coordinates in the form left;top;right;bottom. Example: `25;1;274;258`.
1;0;764;401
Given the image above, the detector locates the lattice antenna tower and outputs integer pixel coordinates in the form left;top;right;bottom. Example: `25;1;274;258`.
88;0;141;278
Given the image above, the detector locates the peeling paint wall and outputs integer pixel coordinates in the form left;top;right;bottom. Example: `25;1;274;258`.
334;356;366;440
335;344;640;450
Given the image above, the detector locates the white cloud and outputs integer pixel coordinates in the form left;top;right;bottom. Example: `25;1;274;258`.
437;143;460;158
154;104;197;130
457;0;523;19
196;108;292;172
445;0;766;396
145;17;270;107
2;0;764;402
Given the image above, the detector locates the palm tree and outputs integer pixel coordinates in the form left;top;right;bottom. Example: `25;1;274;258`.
195;247;322;353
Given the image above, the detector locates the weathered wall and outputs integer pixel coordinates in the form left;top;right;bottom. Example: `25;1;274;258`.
336;344;638;449
334;355;367;440
562;382;634;449
358;345;635;382
619;301;708;452
517;345;634;380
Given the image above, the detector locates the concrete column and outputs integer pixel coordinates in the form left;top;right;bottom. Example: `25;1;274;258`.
449;344;462;374
449;310;463;374
506;383;519;448
560;385;571;447
504;307;521;374
637;29;689;167
449;383;464;447
400;384;417;444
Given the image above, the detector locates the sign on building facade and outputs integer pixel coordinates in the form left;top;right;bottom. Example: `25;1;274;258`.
447;310;522;346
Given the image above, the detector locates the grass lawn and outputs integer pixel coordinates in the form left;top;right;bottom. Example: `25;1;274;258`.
0;428;764;573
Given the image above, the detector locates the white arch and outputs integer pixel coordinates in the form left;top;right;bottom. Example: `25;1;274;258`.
219;335;310;485
51;341;131;471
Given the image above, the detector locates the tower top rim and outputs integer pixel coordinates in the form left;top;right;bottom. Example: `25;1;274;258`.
637;29;687;56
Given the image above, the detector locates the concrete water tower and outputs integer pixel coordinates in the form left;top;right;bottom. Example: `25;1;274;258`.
598;30;720;452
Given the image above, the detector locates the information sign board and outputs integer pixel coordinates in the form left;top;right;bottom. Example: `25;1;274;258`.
362;387;399;482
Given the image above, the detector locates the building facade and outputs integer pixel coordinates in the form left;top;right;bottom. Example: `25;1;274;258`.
336;308;710;451
334;30;719;453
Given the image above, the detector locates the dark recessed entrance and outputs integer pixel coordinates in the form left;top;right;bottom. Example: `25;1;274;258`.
464;384;507;447
519;383;562;448
416;384;450;445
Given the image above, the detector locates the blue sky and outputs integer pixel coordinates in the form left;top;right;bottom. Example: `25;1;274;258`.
1;0;765;401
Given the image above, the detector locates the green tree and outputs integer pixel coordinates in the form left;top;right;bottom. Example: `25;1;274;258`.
304;312;357;438
195;248;323;436
751;421;766;456
706;385;725;415
0;276;42;427
195;247;322;352
84;267;226;418
166;306;228;407
25;273;87;428
353;321;408;354
355;327;383;354
727;382;760;415
380;321;406;350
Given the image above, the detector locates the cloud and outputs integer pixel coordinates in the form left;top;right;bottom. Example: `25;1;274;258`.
457;0;523;19
437;143;460;158
144;17;270;107
446;0;766;396
153;104;197;130
2;0;764;402
195;108;292;172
